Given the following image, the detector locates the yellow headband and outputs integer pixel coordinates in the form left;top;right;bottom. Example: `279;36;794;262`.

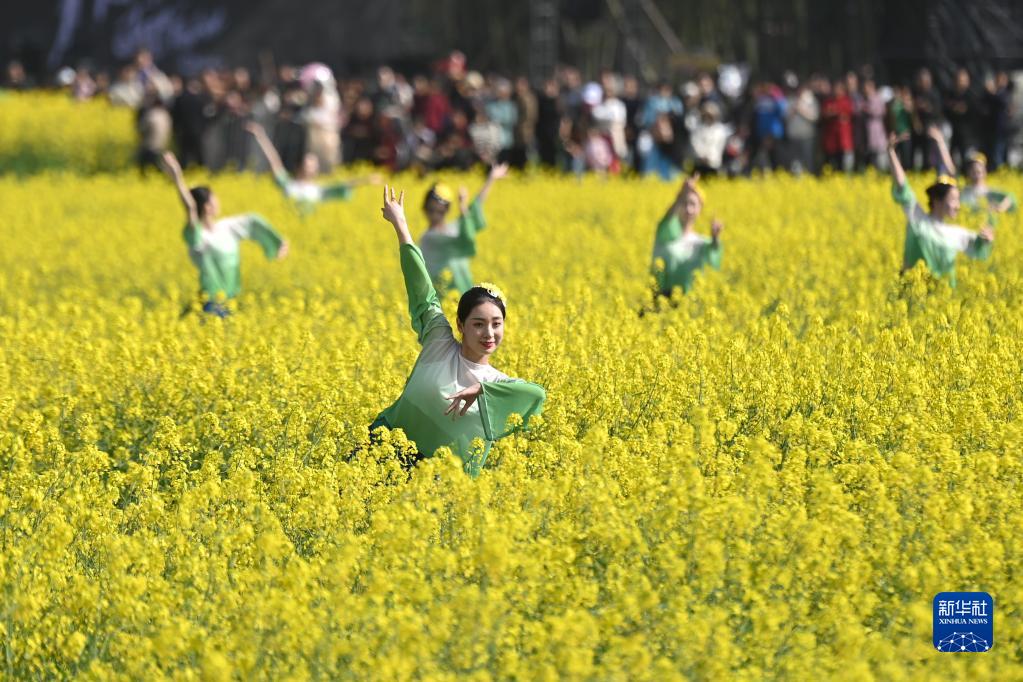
428;183;455;205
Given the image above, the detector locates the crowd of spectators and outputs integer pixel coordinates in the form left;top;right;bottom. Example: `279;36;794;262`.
4;49;1019;178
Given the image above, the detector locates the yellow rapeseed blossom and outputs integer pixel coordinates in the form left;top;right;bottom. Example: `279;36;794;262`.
0;94;1021;679
0;92;134;173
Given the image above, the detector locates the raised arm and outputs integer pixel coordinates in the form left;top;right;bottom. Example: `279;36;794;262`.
382;186;448;343
160;152;199;225
887;133;908;190
473;162;509;205
927;125;956;176
382;185;413;245
245;122;287;178
656;173;699;244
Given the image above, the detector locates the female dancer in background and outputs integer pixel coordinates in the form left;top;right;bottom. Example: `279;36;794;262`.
419;163;508;295
162;151;288;316
650;173;723;299
887;132;993;289
958;152;1017;216
928;127;1016;217
246;122;380;216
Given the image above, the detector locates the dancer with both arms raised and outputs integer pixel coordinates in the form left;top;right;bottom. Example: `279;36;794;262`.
419;163;509;296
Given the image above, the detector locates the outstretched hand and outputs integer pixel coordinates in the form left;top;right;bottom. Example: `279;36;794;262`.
444;383;482;418
381;185;412;244
711;218;724;239
887;131;910;149
488;162;510;181
678;172;701;199
381;185;406;226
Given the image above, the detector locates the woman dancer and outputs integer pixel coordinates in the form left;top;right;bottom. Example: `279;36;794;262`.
887;133;994;288
246;122;379;215
372;185;546;477
162;151;288;316
650;173;723;298
419;163;508;295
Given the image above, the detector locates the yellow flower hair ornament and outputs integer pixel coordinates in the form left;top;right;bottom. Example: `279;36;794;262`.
476;281;507;304
428;183;455;205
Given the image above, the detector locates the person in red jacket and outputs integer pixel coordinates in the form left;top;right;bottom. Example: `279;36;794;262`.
821;80;855;172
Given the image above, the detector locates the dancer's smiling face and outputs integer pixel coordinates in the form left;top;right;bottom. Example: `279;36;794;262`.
456;288;507;362
458;301;504;360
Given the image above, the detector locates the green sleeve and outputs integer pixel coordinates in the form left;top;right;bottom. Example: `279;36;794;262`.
891;181;917;209
244;214;284;259
704;239;723;270
451;199;487;256
321;183;354;201
477;380;547;441
183;221;201;248
399;243;448;344
988;190;1018;213
466;198;487;233
273;171;290;191
965;235;993;261
654;213;683;246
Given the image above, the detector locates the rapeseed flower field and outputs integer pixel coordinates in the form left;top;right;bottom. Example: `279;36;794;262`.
1;94;1022;679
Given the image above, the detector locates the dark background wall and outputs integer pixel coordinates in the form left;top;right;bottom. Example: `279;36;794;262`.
4;0;1023;85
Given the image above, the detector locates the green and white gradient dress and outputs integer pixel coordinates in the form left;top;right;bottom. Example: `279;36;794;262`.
651;213;723;295
183;213;284;301
274;171;353;216
373;242;546;477
959;185;1018;214
419;199;487;295
892;182;992;288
